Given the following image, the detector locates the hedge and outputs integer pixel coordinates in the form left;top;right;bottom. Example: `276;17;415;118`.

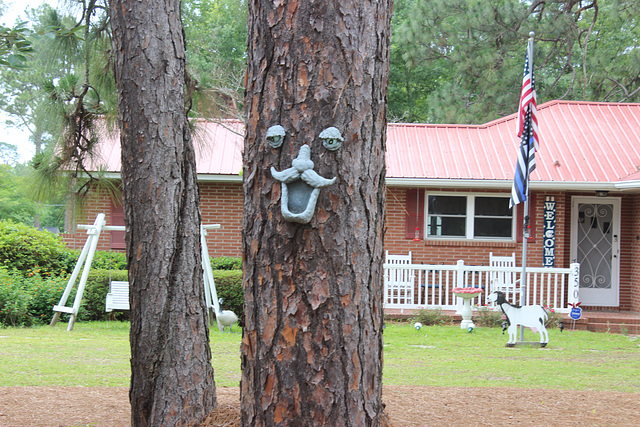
82;269;129;321
0;267;71;327
83;269;244;325
209;256;242;271
67;250;128;271
0;220;74;278
212;269;243;324
0;259;243;327
0;267;30;326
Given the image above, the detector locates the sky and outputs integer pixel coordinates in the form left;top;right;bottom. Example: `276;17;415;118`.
1;0;55;163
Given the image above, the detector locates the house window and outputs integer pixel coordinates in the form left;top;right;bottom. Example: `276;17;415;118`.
427;195;466;237
426;194;514;240
474;196;513;238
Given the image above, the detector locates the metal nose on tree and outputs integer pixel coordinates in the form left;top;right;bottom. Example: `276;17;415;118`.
271;144;336;224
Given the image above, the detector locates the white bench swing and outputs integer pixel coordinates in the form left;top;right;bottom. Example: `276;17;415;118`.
105;281;130;312
50;213;224;331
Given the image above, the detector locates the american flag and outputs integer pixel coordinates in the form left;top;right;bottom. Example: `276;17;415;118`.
516;41;539;151
510;109;536;208
510;39;538;208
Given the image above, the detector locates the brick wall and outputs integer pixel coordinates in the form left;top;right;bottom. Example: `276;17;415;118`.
199;182;243;257
385;187;570;268
619;194;634;311
630;194;640;312
61;182;245;258
61;183;640;312
61;188;123;252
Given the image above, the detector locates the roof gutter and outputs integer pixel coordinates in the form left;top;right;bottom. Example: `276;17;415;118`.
385;178;640;192
614;179;640;191
95;172;244;183
197;174;243;183
94;173;640;192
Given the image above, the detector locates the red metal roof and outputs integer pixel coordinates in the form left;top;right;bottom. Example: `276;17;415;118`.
93;101;640;190
92;120;244;179
386;101;640;190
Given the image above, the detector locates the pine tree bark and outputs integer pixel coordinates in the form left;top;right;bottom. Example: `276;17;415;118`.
241;1;392;425
110;1;216;425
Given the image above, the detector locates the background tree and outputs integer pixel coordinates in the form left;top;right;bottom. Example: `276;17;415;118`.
241;0;391;425
182;0;247;121
0;162;37;225
387;0;446;122
0;141;18;164
0;5;85;157
109;0;216;425
0;0;34;70
396;0;640;123
0;159;65;229
0;0;246;228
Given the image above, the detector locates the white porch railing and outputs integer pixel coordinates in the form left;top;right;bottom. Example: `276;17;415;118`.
383;260;580;313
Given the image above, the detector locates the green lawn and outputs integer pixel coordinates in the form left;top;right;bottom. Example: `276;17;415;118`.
1;321;639;392
383;322;640;392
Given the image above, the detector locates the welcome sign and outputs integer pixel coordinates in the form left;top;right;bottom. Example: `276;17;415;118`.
543;198;556;267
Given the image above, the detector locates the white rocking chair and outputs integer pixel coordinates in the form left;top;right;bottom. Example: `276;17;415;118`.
384;251;415;306
489;252;519;303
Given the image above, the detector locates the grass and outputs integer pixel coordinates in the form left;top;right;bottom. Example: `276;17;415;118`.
383;322;640;392
0;321;242;388
1;321;639;392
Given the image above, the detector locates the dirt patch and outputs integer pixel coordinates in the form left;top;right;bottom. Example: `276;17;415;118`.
1;386;638;426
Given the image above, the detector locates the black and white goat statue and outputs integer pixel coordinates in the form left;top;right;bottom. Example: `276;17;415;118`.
487;291;549;347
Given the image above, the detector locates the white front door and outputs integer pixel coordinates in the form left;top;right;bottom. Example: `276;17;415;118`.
570;197;621;307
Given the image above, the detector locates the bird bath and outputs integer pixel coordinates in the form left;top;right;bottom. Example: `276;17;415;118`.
452;287;483;329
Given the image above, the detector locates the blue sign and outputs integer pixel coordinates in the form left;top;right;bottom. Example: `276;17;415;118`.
570;307;582;320
543;199;556;267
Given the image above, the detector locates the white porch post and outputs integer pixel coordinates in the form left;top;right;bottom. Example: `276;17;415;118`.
455;260;465;314
568;262;580;307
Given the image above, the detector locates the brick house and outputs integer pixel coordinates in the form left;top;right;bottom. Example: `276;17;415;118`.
63;101;640;313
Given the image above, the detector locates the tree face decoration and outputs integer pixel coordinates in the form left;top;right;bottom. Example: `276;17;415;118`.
269;125;340;224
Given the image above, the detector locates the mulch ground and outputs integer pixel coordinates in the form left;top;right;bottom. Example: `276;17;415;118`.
1;386;638;426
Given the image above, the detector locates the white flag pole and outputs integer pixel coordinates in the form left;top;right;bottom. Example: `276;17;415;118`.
519;32;535;342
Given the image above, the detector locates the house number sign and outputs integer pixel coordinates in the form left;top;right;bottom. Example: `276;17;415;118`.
543;198;556;267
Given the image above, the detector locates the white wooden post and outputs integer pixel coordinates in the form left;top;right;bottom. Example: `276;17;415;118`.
51;213;106;331
455;260;465;313
52;214;225;331
49;220;96;327
567;262;580;307
201;224;222;331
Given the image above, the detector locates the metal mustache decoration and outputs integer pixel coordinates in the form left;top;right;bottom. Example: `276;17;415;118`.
268;126;341;224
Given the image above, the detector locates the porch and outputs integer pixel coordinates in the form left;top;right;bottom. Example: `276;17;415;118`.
383;259;580;313
382;259;640;334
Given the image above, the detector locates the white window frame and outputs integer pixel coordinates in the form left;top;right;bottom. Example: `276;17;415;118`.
424;192;516;241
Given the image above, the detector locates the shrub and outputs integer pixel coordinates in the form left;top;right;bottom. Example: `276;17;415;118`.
474;305;504;327
210;256;242;271
23;269;128;324
0;258;242;327
412;307;451;326
0;267;31;327
67;250;128;271
545;307;563;328
0;220;73;277
23;273;74;325
81;269;129;321
213;269;243;323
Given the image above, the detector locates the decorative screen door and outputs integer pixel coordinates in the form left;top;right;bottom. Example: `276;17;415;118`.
570;197;620;307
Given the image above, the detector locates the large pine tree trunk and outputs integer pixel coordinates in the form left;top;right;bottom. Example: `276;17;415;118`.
110;1;216;425
241;1;392;425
